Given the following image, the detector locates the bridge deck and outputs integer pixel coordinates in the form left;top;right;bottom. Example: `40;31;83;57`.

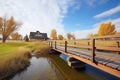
52;46;120;78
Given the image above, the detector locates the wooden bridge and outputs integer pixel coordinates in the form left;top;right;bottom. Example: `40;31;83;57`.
48;35;120;78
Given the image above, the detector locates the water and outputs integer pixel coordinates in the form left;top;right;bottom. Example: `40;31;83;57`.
10;54;95;80
60;54;120;80
10;54;120;80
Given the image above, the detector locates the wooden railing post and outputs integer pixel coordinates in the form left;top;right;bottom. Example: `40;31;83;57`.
65;41;67;52
92;39;95;63
49;41;50;46
74;41;76;48
117;41;120;54
49;41;51;48
88;41;90;50
51;41;53;48
55;41;57;49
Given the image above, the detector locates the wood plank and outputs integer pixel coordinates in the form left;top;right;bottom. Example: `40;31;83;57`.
117;67;120;71
97;59;111;65
96;54;120;61
69;46;120;61
106;63;119;69
57;46;120;61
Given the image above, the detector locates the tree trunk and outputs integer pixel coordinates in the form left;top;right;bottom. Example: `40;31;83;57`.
2;36;6;43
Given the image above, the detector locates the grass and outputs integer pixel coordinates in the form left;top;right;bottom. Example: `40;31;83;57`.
0;42;28;58
0;41;51;79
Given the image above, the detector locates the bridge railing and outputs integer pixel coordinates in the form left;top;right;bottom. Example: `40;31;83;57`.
49;35;120;63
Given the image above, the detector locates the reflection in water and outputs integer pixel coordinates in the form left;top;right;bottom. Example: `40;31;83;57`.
11;54;96;80
11;57;58;80
48;54;96;80
60;54;120;80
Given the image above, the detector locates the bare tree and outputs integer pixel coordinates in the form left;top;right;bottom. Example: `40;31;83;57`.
67;33;75;40
71;34;76;40
67;33;72;40
0;16;21;43
11;32;22;40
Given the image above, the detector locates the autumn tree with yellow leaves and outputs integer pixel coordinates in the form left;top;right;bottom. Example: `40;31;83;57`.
58;34;63;40
0;16;21;43
50;29;57;40
98;22;116;36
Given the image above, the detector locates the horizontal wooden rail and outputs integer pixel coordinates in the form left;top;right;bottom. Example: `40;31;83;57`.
67;45;120;52
92;35;120;39
96;46;120;52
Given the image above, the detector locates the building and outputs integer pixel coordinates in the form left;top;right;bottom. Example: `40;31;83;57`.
30;31;48;40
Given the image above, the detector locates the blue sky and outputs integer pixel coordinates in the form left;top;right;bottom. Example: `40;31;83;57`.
64;0;120;32
0;0;120;38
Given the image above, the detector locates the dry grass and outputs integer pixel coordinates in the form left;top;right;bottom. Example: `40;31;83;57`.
0;41;50;79
0;47;30;80
31;42;51;56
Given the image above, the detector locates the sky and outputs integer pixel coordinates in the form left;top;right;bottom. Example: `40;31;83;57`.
0;0;120;38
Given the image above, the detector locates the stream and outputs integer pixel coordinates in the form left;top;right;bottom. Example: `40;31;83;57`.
10;53;119;80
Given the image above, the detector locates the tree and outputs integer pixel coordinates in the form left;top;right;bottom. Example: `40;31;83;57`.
88;33;94;38
67;33;75;40
11;32;22;40
88;33;98;38
71;34;75;40
24;35;29;42
50;29;57;40
98;22;116;36
58;34;63;40
67;33;72;40
0;16;21;43
63;37;67;40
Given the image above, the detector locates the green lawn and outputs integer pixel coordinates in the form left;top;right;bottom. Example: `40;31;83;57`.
0;42;29;59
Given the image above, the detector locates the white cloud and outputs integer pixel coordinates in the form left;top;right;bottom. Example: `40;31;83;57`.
94;5;120;18
0;0;76;37
112;18;120;32
73;18;120;39
73;28;98;39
